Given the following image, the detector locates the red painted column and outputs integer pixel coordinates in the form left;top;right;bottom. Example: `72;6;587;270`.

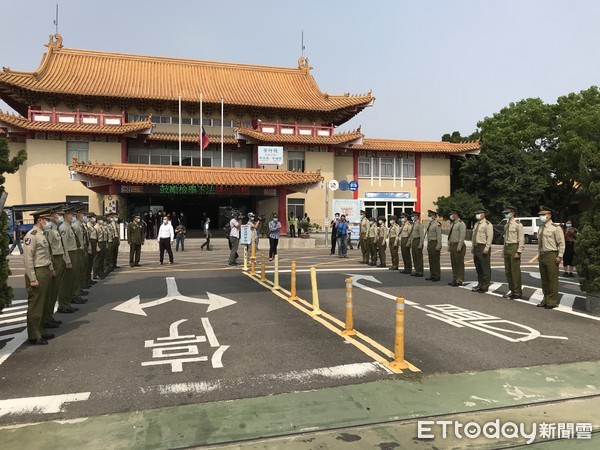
353;149;359;200
120;137;127;163
278;188;287;234
415;154;421;212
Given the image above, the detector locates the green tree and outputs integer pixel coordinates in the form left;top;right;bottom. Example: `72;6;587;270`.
0;138;27;312
441;130;480;143
434;190;483;227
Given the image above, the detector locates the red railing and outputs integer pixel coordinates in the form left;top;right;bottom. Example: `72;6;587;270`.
258;121;334;137
28;107;125;126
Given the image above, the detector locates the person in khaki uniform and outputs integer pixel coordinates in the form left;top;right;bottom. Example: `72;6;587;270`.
45;206;75;321
103;214;114;273
71;206;87;302
87;213;101;283
471;208;494;293
358;210;370;264
377;216;388;267
58;206;84;309
388;215;400;270
502;206;525;299
94;216;107;278
407;211;424;277
536;206;565;309
111;215;121;269
23;211;56;345
127;213;145;267
75;206;92;290
367;216;378;266
425;210;442;282
399;213;413;274
447;209;467;286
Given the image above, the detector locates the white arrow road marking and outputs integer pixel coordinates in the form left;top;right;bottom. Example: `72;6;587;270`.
112;278;237;316
0;392;90;417
345;274;418;306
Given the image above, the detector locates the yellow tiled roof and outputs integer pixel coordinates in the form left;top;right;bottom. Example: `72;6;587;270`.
357;138;480;154
235;127;364;145
0;110;153;135
69;161;323;187
0;37;374;114
148;132;237;145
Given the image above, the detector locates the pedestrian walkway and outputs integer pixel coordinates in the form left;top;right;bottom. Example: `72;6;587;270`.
1;360;598;449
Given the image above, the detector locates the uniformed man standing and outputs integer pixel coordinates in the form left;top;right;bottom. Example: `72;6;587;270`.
502;206;525;299
94;216;107;278
447;209;467;286
71;205;87;302
23;211;56;344
103;214;114;274
407;211;424;277
471;208;494;293
425;210;442;282
87;213;101;282
58;206;85;310
128;213;144;267
377;216;388;267
111;215;121;269
399;213;413;274
367;216;378;266
536;206;565;309
359;210;370;264
388;215;400;270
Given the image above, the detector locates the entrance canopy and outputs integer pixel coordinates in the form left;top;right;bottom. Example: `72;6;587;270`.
68;160;323;193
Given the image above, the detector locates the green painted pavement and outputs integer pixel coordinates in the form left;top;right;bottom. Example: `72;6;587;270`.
1;360;599;449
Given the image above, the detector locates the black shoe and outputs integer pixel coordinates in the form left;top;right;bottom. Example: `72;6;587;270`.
28;338;48;345
83;284;92;289
44;322;60;328
160;262;163;265
42;333;56;340
50;317;62;324
472;287;482;292
426;277;433;280
80;290;89;296
130;264;135;268
545;305;558;309
478;289;488;293
88;280;97;285
114;266;121;269
168;262;174;265
228;262;238;266
510;295;522;300
431;278;440;282
401;270;411;274
536;303;546;308
134;264;141;267
359;261;368;264
98;275;106;280
377;264;386;268
413;273;423;277
448;281;456;286
502;292;512;298
369;262;376;266
57;307;78;313
562;272;569;277
71;297;88;304
390;267;399;271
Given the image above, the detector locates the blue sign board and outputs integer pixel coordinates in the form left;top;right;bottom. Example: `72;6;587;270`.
339;180;349;191
348;180;359;191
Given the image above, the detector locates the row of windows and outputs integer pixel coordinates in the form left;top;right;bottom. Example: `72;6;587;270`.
129;114;251;128
358;157;415;179
128;147;251;168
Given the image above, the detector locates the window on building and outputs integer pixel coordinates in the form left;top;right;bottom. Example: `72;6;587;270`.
358;156;416;179
401;157;415;178
66;141;89;164
288;151;305;172
358;157;371;177
380;158;394;177
288;199;305;220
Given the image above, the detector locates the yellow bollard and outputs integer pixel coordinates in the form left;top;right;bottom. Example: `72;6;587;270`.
272;254;280;290
261;251;266;282
310;267;321;315
289;260;299;301
250;234;256;275
243;246;248;271
342;277;356;335
389;297;409;370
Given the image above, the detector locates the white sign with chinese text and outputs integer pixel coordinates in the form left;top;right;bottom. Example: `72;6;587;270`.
258;146;284;166
240;224;252;245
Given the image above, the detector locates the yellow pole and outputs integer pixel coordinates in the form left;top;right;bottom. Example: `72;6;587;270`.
310;266;321;315
260;251;266;282
250;234;256;276
342;277;356;335
389;297;408;370
272;254;280;290
289;260;299;301
243;245;248;271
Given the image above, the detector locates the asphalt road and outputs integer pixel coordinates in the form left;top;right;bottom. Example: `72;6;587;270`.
1;242;598;425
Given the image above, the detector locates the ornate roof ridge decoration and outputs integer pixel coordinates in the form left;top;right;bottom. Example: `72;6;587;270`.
0;110;154;135
147;132;237;144
235;126;364;146
0;34;374;119
68;160;324;188
356;138;481;154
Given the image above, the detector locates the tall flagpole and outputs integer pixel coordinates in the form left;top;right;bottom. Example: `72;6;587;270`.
199;91;203;167
178;94;182;166
220;97;224;168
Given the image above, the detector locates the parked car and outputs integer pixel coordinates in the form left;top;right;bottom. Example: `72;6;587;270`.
492;217;543;245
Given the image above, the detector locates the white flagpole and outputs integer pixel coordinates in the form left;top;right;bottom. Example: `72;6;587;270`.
220;97;224;168
178;94;182;166
200;91;203;167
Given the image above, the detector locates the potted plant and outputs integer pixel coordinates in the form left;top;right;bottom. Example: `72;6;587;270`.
299;219;310;238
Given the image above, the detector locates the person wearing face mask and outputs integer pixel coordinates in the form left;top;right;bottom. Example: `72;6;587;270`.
359;210;370;264
127;213;145;267
375;216;387;267
85;213;98;287
367;216;378;266
44;207;73;321
157;214;175;265
58;206;85;311
407;212;424;277
471;208;494;293
388;215;400;270
399;212;413;274
502;206;524;299
562;219;577;277
447;209;466;286
536;206;565;309
425;210;442;281
110;215;121;269
22;210;57;345
70;206;87;303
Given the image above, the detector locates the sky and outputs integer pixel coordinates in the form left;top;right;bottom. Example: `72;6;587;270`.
1;0;599;141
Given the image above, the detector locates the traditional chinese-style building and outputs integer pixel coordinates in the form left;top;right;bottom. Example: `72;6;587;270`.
0;34;479;230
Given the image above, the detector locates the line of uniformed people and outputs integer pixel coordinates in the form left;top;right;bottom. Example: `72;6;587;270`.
22;204;121;345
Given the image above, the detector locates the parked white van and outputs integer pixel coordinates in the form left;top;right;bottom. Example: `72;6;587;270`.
493;217;543;245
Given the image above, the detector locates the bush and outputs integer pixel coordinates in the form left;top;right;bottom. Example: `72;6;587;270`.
0;211;13;312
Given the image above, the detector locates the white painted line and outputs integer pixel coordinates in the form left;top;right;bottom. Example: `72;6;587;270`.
0;392;90;417
0;316;28;325
0;329;27;366
0;324;27;335
201;317;220;347
144;337;206;348
1;304;28;313
211;345;229;368
0;309;28;319
7;300;27;305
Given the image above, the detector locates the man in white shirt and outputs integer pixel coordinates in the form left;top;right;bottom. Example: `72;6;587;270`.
228;213;242;266
157;215;174;265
